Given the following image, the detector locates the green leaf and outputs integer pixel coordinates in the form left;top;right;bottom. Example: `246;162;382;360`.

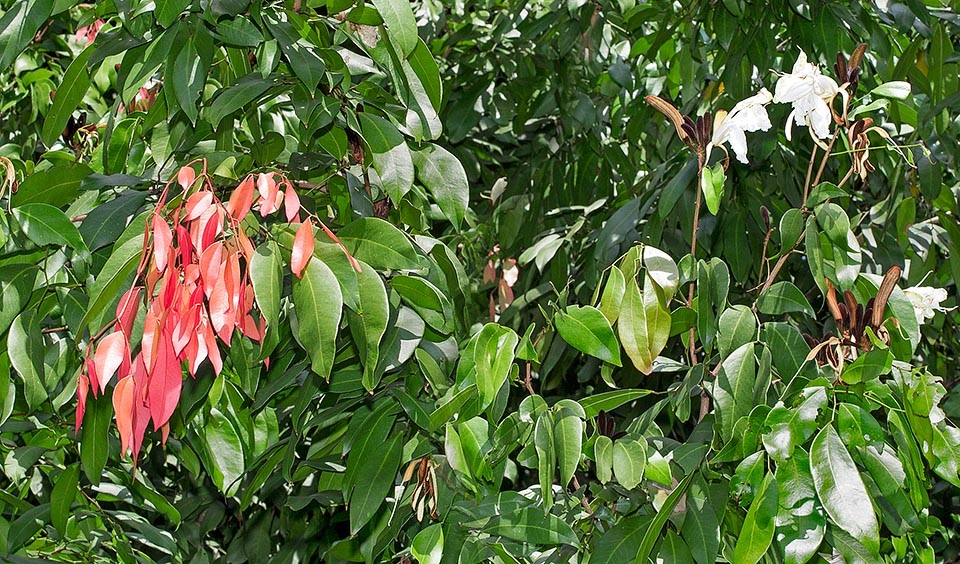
0;0;54;72
592;515;649;564
0;264;37;338
717;305;757;358
555;305;622;366
353;263;389;391
580;389;654;418
474;323;518;410
658;530;695;564
870;81;911;99
169;35;209;124
680;478;720;564
779;208;804;252
612;437;646;489
292;259;342;380
79;190;147;251
80;393;111;485
156;0;191;27
208;72;273;125
483;507;579;547
761;386;827;463
337;217;420;270
598;266;626;324
250;240;283;333
408;39;442;110
534;413;555;507
12;163;92;208
391;274;451;333
13;203;89;253
8;310;45;410
840;349;891;385
837;403;884;451
214;17;264;47
554;415;583;487
810;426;880;556
360;113;414;203
635;469;698;564
204;408;245;496
412;523;444;564
262;12;325;89
429;385;476;431
619;273;671;374
644;246;680;301
595;434;613;483
80;234;144;334
371;0;418;57
411;144;469;229
714;342;756;443
733;471;778;564
775;451;825;564
756;281;814;317
6;503;51;554
349;433;401;534
700;162;725;215
50;464;80;535
42;43;95;147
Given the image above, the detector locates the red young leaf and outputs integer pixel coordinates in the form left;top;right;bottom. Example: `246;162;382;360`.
208;273;233;342
85;355;99;399
257;173;282;216
317;220;362;273
113;374;135;456
131;356;151;462
200;210;222;251
115;286;142;338
94;331;129;395
148;331;183;429
176;225;194;266
291;220;315;279
184;191;213;221
284;183;301;222
227;175;255;221
177;166;196;190
151;213;173;273
200;242;224;299
201;317;223;375
76;373;88;435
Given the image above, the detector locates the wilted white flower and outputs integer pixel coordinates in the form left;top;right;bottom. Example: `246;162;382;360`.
707;88;773;164
774;50;839;143
903;285;950;325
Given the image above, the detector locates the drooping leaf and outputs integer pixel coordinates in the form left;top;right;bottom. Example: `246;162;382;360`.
411;144;469;229
8;310;46;410
204;408;245;496
554;415;583;487
612;437;646;490
554;305;622;366
733;471;778;564
337;217;420;270
13;203;89;253
50;464;80;535
483;507;579;547
756;281;814;317
349;433;402;534
292;259;343;380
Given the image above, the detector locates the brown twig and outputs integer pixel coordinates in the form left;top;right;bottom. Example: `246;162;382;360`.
801;145;818;208
571;475;594;515
41;326;68;334
524;361;535;396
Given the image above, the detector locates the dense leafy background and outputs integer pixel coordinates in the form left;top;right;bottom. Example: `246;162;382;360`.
1;0;960;562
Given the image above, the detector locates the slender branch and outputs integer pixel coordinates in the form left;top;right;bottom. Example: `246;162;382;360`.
524;361;535;396
801;145;818;208
571;475;594;515
812;129;841;188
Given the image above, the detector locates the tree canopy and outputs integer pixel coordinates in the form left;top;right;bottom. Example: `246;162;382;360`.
1;0;960;562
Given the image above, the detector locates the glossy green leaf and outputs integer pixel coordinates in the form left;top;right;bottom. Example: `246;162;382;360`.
841;349;892;385
483;507;579;547
292;259;343;380
534;413;555;507
0;0;55;71
775;451;825;564
554;415;583;487
169;36;208;124
0;264;37;338
351;263;389;391
779;208;804;253
8;310;45;410
555;305;621;366
80;234;144;333
12;163;92;208
474;323;518;410
412;144;469;229
80;393;111;485
13;203;89;253
41;19;90;148
250;240;283;333
411;523;444;564
658;530;694;564
761;386;827;463
208;72;273;125
619;273;671;374
50;464;80;535
717;305;757;358
756;281;814;317
810;426;880;556
360;113;414;203
371;0;418;57
79;190;147;251
595;434;613;484
204;408;245;496
700;162;725;215
733;471;778;564
591;515;648;564
714;342;756;443
598;266;626;324
579;389;654;418
349;433;401;534
337;217;420;270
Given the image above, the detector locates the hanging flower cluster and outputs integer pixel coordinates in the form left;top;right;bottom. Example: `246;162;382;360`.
76;162;357;463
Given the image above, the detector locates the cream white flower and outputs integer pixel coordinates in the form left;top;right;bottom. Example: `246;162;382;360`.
774;50;839;143
903;285;950;325
707;88;773;164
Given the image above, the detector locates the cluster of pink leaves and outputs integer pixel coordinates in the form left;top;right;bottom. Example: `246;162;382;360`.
75;164;343;464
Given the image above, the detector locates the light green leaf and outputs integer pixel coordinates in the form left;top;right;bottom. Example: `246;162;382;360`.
619;273;671;374
371;0;418;57
598;266;626;324
579;389;654;418
12;163;92;208
42;41;94;146
870;81;911;99
700;162;725;215
595;435;613;484
534;413;555;507
555;305;621;366
776;451;825;564
292;259;343;380
360;113;414;203
352;263;389;391
208;72;273;125
250;240;283;333
612;437;646;490
204;408;245;496
717;305;757;358
474;323;518;410
412;523;444;564
714;342;756;443
0;264;37;338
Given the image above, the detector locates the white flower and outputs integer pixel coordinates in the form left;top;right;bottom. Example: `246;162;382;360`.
708;88;773;164
774;50;839;143
903;285;950;325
